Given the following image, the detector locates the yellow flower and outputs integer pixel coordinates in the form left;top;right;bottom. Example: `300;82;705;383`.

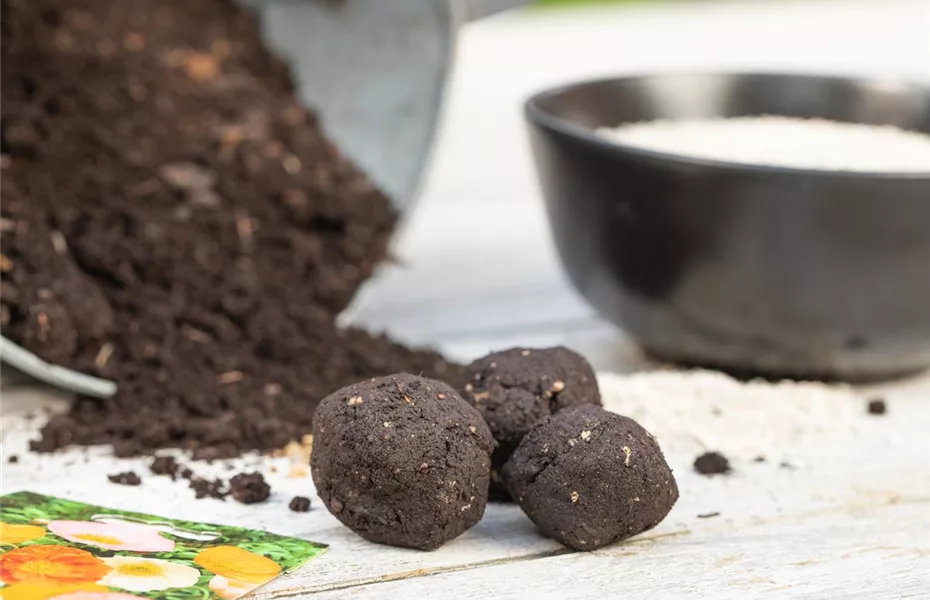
207;575;262;600
0;523;46;545
194;546;281;584
0;582;108;600
97;557;200;592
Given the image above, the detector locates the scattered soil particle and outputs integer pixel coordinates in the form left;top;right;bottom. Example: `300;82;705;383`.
779;461;795;470
2;0;461;461
753;455;766;463
288;496;312;512
693;451;731;476
867;397;887;415
150;455;180;478
229;472;271;504
8;455;19;464
697;512;720;519
189;477;228;500
108;471;142;486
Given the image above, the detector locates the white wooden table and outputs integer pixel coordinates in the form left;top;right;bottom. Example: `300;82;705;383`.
3;1;930;597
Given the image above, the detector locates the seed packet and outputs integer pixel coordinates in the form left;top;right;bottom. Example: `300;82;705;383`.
0;491;326;599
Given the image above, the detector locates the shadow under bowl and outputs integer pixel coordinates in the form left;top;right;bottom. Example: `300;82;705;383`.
525;72;930;380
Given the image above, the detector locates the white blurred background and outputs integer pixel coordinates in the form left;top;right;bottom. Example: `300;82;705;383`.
345;0;930;370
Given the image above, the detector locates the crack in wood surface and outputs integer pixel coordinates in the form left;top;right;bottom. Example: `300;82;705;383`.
263;547;574;597
259;497;930;598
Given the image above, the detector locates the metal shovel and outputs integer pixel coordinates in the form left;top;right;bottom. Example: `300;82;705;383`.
0;0;529;398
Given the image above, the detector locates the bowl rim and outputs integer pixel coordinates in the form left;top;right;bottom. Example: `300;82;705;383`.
524;71;930;181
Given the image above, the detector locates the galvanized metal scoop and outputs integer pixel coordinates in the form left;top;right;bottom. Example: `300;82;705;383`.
1;335;117;398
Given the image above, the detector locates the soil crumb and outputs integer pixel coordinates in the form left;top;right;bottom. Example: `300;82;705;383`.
289;496;312;512
229;472;270;504
693;451;731;476
867;398;887;415
190;477;228;500
150;456;180;479
108;471;142;486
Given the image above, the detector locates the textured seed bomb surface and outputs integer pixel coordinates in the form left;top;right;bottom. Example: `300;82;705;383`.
502;405;678;551
462;347;601;499
311;374;495;550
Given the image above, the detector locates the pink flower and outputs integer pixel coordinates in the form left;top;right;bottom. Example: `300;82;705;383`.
47;521;174;553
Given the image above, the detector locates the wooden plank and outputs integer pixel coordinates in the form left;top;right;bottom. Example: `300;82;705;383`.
5;369;929;598
301;501;930;600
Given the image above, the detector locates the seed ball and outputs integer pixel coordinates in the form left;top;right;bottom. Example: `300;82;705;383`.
462;347;601;499
502;405;678;551
311;374;494;550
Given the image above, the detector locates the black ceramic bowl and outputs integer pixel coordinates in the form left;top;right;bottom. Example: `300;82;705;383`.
525;73;930;379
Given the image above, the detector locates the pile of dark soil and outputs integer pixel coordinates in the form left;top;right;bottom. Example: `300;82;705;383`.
1;0;460;458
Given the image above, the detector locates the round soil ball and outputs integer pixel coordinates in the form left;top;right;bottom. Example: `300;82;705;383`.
501;405;678;551
462;347;601;499
311;374;495;551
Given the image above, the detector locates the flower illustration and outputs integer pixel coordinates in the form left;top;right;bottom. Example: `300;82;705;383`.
0;522;46;545
0;545;110;586
97;556;200;592
0;583;108;600
194;546;281;584
47;521;174;552
51;593;145;600
208;574;263;600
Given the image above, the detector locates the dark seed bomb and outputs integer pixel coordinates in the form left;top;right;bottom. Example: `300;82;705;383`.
462;347;601;500
311;374;494;550
502;405;678;551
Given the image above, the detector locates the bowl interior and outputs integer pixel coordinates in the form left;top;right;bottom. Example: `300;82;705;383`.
530;73;930;138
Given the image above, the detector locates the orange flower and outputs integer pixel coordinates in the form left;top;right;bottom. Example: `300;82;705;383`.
194;546;281;584
0;582;108;600
0;523;46;545
0;545;110;586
